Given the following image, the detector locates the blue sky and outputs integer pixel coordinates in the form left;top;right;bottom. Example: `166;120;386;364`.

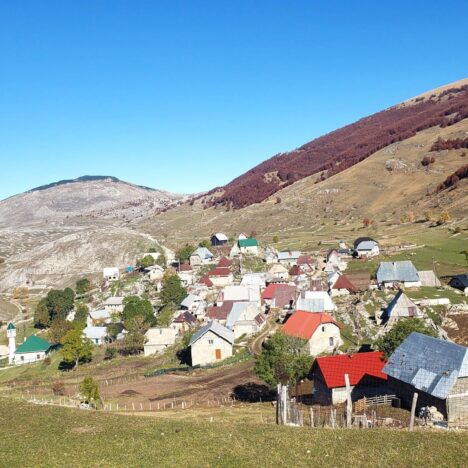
1;1;467;200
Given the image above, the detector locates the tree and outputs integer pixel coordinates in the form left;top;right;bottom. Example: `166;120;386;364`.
122;296;155;329
80;377;101;407
48;318;73;345
437;211;451;225
75;278;92;295
177;244;196;263
160;274;187;307
46;288;75;320
74;303;89;328
156;303;176;327
136;255;155;269
34;299;50;328
272;235;279;244
376;318;437;359
198;239;211;249
60;328;93;369
254;333;312;386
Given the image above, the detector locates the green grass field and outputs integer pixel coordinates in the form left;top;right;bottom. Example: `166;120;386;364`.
1;398;467;467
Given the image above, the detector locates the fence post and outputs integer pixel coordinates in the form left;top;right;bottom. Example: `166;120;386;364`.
281;385;288;425
309;407;314;427
409;392;419;431
344;373;352;428
276;384;281;425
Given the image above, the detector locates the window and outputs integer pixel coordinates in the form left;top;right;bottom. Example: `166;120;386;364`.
322;326;325;332
37;354;40;359
208;339;214;345
329;337;334;346
20;356;24;361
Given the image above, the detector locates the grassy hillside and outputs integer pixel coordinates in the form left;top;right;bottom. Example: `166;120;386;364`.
141;119;468;259
1;399;467;467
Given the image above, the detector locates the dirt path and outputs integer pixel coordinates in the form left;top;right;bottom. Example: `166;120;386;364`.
249;315;278;356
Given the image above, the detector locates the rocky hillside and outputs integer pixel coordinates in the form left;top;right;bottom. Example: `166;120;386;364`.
200;79;468;209
0;176;184;228
0;177;182;292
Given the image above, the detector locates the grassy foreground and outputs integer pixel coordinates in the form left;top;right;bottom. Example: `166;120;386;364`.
1;399;467;467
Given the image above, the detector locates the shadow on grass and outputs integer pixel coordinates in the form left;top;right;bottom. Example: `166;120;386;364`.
232;382;276;402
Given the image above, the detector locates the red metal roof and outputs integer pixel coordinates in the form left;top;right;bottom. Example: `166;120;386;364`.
289;265;303;276
262;283;296;301
309;279;323;291
198;275;213;287
206;301;235;320
179;263;192;272
332;274;357;292
282;311;339;340
315;351;387;388
217;257;233;268
208;267;232;277
297;255;314;266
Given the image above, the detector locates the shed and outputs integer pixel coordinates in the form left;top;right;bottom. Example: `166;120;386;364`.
383;332;468;425
211;233;228;246
382;290;424;325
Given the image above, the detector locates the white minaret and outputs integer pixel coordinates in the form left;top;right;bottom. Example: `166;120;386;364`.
6;322;16;365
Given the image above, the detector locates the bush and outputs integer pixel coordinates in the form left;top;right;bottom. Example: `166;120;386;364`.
104;347;117;360
52;381;66;396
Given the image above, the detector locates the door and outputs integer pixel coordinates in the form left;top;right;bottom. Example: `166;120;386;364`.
215;349;222;360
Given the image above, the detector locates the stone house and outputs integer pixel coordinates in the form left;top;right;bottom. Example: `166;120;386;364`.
282;311;342;356
268;263;289;281
104;296;125;315
189;321;234;366
144;327;178;356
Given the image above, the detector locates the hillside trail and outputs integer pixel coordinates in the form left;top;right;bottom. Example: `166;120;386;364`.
249;314;279;356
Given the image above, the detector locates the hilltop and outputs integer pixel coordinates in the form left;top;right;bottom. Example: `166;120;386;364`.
197;79;468;209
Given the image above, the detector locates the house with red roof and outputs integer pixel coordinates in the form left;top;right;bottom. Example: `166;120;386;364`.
205;301;236;325
207;266;233;287
262;284;297;311
311;351;388;405
217;257;233;268
282;311;342;356
330;274;357;296
198;275;214;288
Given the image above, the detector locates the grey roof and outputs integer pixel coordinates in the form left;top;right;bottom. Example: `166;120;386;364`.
225;302;256;329
189;321;234;347
383;332;468;399
376;261;419;283
296;297;325;312
353;237;377;249
104;296;125;306
181;294;200;308
191;247;213;260
418;270;441;287
83;326;108;340
278;251;301;261
355;240;378;251
382;290;423;320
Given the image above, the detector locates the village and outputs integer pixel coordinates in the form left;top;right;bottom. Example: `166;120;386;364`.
1;232;467;430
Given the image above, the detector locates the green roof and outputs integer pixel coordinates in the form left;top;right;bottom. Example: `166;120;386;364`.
15;335;50;354
7;322;15;330
238;238;258;248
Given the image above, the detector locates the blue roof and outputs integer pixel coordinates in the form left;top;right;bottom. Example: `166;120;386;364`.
191;247;213;260
383;332;468;399
376;261;419;283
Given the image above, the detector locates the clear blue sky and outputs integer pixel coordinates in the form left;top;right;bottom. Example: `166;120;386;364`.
1;1;467;200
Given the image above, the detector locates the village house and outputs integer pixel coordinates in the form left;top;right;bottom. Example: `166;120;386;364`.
300;290;337;312
353;237;380;258
282;311;342;356
143;264;165;282
264;247;278;264
104;296;125;315
205;301;236;325
381;290;425;326
87;309;112;327
13;335;51;365
189;321;234;366
417;270;441;287
325;249;347;272
297;254;316;273
217;285;261;305
172;311;198;334
241;272;268;289
217;257;233;268
103;267;120;282
83;326;108;345
211;232;228;246
268;263;289;281
198;275;214;288
144;327;178;356
225;302;265;339
261;283;297;311
383;332;468;426
278;250;301;266
189;247;214;267
312;351;388;405
238;238;259;255
309;278;324;291
177;263;194;287
180;294;206;319
376;261;421;289
329;274;357;296
207;266;233;287
449;274;468;295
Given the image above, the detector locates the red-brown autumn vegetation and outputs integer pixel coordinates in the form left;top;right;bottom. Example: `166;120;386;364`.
202;85;468;209
436;164;468;192
430;137;468;152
